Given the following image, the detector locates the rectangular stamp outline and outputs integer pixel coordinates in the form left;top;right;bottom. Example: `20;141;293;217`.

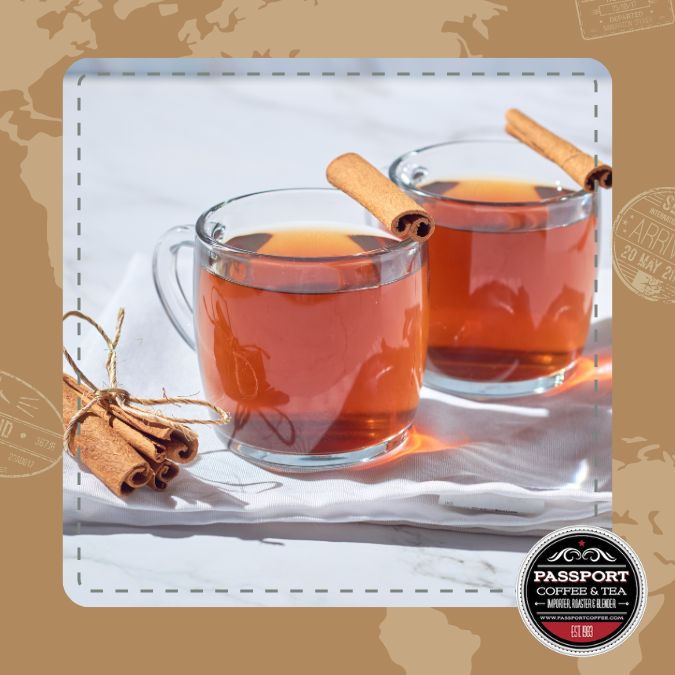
575;0;674;39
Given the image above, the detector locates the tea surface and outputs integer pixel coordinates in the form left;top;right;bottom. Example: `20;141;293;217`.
420;180;595;383
196;228;427;455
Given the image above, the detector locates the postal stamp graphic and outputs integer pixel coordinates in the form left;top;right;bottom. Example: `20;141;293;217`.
576;0;674;39
613;187;675;303
0;371;62;478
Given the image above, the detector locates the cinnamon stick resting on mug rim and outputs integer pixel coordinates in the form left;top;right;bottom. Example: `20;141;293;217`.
505;108;612;192
326;152;435;241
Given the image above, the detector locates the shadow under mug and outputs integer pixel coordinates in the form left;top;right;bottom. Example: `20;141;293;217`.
153;188;428;471
390;140;599;398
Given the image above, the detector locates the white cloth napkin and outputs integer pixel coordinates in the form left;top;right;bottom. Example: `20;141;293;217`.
63;253;611;535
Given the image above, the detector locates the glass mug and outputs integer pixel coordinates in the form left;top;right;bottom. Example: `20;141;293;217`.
153;188;428;471
390;140;598;398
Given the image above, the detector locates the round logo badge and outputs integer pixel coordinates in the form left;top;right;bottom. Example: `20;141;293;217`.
517;526;647;656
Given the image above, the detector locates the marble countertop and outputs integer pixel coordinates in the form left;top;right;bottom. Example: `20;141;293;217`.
64;522;536;607
62;58;612;607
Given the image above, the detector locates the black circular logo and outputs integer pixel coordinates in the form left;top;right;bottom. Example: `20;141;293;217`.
517;526;647;656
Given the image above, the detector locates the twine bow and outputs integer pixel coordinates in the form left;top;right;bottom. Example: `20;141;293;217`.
63;308;230;447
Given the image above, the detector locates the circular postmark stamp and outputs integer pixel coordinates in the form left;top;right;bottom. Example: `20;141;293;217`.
517;526;647;657
613;187;675;303
0;371;62;478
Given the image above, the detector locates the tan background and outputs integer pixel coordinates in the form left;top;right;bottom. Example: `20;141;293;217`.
0;1;672;672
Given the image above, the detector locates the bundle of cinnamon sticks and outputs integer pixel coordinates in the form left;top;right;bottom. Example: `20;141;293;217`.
63;374;197;496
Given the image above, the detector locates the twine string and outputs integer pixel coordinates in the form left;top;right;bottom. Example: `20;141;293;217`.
63;308;230;447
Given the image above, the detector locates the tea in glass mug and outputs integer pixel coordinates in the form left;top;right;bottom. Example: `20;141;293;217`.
154;188;428;470
391;140;597;398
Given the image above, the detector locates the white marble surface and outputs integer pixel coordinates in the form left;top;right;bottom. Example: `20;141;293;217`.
62;58;612;607
64;522;535;607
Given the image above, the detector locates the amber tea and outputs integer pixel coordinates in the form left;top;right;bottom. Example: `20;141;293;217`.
419;178;595;388
154;188;429;470
195;225;428;460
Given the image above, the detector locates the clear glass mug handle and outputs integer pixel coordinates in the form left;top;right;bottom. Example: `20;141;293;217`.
152;225;196;350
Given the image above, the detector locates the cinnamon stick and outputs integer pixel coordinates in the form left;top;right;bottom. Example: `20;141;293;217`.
64;374;166;463
147;458;180;491
64;374;198;464
109;404;198;464
326;152;435;241
505;109;612;191
63;377;151;496
165;438;198;464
